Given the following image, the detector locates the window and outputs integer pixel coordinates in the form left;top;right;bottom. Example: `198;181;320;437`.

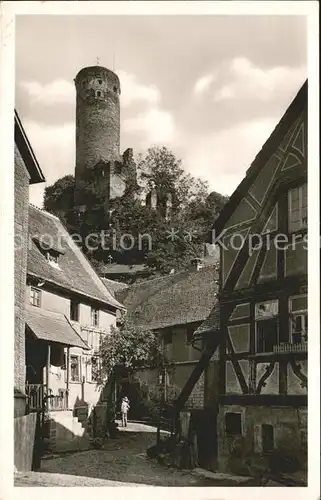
87;330;100;352
96;90;102;97
255;300;279;353
291;314;308;343
113;86;118;92
98;79;102;84
70;301;80;322
186;330;194;344
163;331;173;345
288;184;307;232
262;424;274;453
30;287;41;307
91;356;99;382
289;295;308;344
46;250;60;268
225;412;242;436
70;355;81;382
91;308;99;327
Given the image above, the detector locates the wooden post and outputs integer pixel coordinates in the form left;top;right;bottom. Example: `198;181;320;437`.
66;347;70;409
46;343;51;409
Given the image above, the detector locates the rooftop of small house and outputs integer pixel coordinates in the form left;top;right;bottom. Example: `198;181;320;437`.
27;204;125;310
114;257;220;331
101;277;129;297
99;263;148;277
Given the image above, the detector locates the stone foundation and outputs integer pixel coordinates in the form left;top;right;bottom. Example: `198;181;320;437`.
217;404;307;476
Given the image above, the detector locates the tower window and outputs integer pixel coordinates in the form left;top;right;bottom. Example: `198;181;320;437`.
96;91;102;97
98;79;102;84
113;86;117;93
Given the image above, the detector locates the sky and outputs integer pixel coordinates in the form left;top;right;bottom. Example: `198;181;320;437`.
15;15;307;207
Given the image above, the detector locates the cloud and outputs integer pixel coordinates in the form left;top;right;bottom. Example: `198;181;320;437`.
124;107;176;147
24;120;75;207
20;79;75;105
118;71;161;108
213;58;306;102
184;116;278;196
193;73;217;95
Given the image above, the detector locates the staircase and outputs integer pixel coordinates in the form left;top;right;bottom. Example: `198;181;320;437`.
49;410;91;452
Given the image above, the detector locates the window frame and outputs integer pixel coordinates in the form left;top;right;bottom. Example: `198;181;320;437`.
70;355;81;383
70;300;80;322
289;295;308;344
163;331;173;346
225;411;243;437
288;183;307;233
30;287;41;307
91;307;100;327
255;300;279;353
261;424;274;453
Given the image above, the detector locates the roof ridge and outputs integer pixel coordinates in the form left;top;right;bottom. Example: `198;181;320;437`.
128;269;188;289
53;217;125;310
29;203;60;221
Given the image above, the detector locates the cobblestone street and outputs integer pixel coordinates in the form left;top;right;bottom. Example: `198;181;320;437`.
39;424;215;486
15;423;231;487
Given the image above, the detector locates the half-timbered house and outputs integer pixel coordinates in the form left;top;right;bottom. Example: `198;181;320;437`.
213;81;307;475
173;81;308;478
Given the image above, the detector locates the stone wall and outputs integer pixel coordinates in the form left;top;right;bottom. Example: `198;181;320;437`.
14;144;30;414
14;412;37;470
217;404;307;474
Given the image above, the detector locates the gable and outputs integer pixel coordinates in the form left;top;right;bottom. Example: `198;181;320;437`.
224;109;306;236
214;81;307;238
216;82;307;292
27;205;124;309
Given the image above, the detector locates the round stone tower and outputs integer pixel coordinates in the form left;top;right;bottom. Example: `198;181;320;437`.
74;65;121;190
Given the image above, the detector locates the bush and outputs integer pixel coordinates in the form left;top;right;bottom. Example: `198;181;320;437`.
90;437;104;449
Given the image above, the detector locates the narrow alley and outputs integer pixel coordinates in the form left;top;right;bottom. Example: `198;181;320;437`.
15;423;260;487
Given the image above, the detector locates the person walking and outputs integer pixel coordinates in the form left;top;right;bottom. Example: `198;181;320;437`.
121;397;130;427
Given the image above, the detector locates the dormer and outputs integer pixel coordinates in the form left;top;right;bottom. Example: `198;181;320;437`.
46;249;61;269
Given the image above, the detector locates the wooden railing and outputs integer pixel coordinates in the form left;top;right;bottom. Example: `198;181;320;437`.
26;384;69;411
273;341;308;354
26;384;47;410
48;389;68;411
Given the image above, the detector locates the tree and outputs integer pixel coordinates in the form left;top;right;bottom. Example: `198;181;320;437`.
41;146;228;275
96;318;163;385
137;146;209;211
43;175;75;223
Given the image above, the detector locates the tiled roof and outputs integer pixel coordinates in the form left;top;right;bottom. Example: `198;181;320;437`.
116;264;219;331
101;277;129;297
192;302;220;340
27;205;125;310
100;263;147;275
26;306;89;349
